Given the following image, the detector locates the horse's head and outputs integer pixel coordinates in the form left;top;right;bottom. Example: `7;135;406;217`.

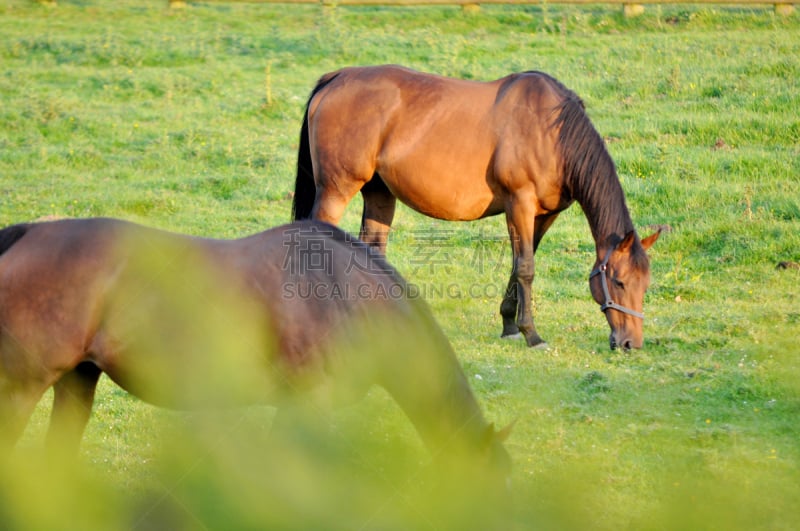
410;419;515;527
589;230;660;350
450;420;515;518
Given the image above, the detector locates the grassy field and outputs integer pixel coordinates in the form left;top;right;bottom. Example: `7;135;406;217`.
2;1;799;529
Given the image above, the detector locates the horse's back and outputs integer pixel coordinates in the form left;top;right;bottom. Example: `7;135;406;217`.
311;65;567;128
309;65;500;138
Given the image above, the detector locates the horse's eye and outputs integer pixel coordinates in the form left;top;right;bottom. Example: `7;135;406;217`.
612;278;625;289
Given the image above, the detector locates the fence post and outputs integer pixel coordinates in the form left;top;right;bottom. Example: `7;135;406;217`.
623;3;645;16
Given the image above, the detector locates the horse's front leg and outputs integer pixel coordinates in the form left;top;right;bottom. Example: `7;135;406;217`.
503;203;546;348
514;251;545;347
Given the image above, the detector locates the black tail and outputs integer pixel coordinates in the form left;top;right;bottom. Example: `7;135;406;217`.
292;106;315;221
292;71;341;221
0;223;30;257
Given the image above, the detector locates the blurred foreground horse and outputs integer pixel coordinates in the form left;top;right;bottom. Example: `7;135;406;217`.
292;65;660;349
0;218;510;482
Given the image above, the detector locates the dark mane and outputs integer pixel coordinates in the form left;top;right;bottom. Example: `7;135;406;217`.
0;224;30;257
548;81;636;248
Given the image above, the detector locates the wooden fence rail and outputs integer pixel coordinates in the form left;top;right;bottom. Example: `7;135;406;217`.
166;0;796;16
32;0;796;16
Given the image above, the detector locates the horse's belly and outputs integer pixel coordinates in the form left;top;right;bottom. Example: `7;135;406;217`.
91;302;285;410
393;182;499;220
380;164;502;221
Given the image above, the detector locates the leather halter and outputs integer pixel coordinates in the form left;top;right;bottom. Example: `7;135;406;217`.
589;248;644;320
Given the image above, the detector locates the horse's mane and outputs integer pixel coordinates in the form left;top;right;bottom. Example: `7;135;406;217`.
546;80;632;237
538;74;648;269
0;223;30;257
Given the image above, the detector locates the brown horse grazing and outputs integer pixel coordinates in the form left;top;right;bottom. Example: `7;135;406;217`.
0;218;511;479
292;65;660;349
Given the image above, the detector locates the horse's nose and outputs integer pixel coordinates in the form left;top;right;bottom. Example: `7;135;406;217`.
621;339;633;351
610;333;640;351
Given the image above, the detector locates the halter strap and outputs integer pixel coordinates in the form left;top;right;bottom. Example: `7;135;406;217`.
589;249;644;320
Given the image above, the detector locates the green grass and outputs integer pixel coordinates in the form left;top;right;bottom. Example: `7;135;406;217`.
2;1;799;529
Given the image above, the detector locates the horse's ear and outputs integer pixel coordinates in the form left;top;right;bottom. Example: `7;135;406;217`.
495;420;516;443
641;229;661;251
482;423;497;448
482;420;516;450
617;231;636;253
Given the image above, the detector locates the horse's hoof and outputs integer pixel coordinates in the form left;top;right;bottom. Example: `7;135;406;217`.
532;342;550;350
524;332;547;348
501;332;523;340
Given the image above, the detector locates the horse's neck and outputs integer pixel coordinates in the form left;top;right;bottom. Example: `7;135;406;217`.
385;365;489;457
375;313;490;456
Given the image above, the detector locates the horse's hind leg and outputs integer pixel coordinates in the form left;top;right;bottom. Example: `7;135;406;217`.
360;175;396;254
310;169;368;230
45;362;102;456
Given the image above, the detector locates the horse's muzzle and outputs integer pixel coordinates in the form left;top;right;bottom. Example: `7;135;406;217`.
610;333;640;351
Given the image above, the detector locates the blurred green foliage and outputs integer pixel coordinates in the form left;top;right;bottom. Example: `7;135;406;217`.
1;1;798;529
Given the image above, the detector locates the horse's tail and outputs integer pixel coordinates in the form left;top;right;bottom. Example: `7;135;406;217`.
292;71;341;221
291;105;315;221
0;224;29;258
